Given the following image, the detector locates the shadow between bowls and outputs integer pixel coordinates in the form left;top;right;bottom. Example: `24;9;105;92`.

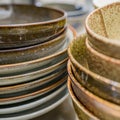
67;34;120;105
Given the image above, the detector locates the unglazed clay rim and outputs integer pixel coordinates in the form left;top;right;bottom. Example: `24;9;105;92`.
0;26;77;69
67;60;120;111
0;5;67;27
85;2;120;45
68;34;120;88
67;77;99;120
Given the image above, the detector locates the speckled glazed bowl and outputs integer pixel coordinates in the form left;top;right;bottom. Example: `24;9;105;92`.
69;62;120;120
67;78;99;120
68;34;120;105
86;38;120;82
0;28;66;64
86;2;120;59
0;5;67;49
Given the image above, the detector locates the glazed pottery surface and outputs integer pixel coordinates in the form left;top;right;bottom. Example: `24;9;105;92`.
86;2;120;59
0;5;67;48
67;78;99;120
68;34;120;104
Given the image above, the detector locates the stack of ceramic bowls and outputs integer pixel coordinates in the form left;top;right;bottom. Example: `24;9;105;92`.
0;4;76;120
42;2;89;34
67;2;120;120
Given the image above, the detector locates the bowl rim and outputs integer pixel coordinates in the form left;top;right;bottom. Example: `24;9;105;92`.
85;2;120;46
67;77;100;120
67;34;120;89
67;60;120;110
0;4;67;27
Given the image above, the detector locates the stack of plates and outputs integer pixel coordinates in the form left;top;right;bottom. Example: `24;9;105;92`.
0;4;76;120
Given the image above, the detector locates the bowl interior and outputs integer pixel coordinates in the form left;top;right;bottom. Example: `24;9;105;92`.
0;5;64;25
87;2;120;40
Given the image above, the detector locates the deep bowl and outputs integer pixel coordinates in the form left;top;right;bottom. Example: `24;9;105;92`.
68;61;120;120
86;2;120;59
86;38;120;82
0;4;67;48
67;77;99;120
68;34;120;104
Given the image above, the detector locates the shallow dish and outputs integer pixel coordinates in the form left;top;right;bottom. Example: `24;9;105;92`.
67;78;99;120
0;28;66;64
0;26;76;76
0;5;67;48
68;34;120;104
0;87;68;120
0;74;67;105
86;2;120;59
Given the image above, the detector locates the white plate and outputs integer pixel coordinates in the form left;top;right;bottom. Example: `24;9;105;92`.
0;88;68;120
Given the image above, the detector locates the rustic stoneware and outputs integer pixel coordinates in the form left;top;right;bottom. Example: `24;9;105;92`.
69;65;120;120
0;5;67;48
86;2;120;59
0;75;67;105
67;78;99;120
68;35;120;104
0;57;67;86
0;26;76;76
86;38;120;82
0;29;66;64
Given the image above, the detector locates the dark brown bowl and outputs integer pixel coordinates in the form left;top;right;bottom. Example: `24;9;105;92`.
0;4;67;49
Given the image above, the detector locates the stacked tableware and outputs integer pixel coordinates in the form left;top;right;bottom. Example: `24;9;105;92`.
67;2;120;120
0;4;76;120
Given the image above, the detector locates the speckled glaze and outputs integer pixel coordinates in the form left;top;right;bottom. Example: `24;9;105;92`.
68;63;120;120
86;2;120;59
0;28;66;64
67;78;99;120
0;26;76;76
0;5;67;49
68;34;120;105
86;38;120;82
0;75;67;105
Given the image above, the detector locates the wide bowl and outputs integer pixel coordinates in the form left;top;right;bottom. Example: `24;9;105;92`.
86;2;120;59
0;26;76;76
0;28;66;64
69;63;120;120
86;38;120;82
67;77;99;120
68;34;120;104
0;4;67;49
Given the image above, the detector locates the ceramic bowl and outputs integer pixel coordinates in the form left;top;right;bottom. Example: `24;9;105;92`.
0;5;67;49
0;28;66;65
68;34;120;104
86;2;120;59
69;64;120;120
86;38;120;82
0;26;76;76
0;74;67;105
0;57;67;86
67;77;99;120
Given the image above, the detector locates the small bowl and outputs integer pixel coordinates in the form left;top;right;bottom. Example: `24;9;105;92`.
86;2;120;59
67;77;99;120
86;38;120;82
68;34;120;105
69;63;120;120
0;4;67;49
0;28;66;65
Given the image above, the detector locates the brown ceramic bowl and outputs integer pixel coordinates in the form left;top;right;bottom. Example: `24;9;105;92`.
67;77;99;120
86;38;120;82
0;28;66;64
0;4;67;49
68;34;120;105
86;2;120;59
69;63;120;120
